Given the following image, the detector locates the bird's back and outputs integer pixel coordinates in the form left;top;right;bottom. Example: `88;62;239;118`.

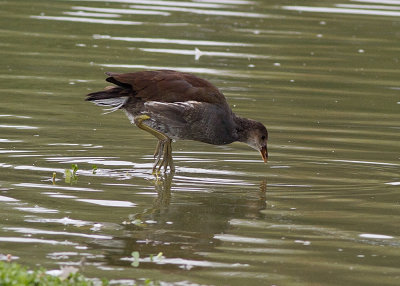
104;70;228;105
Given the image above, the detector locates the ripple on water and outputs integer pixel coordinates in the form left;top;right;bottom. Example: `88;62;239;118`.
93;34;253;46
42;192;78;199
386;181;400;186
45;156;133;166
76;199;136;207
139;47;269;61
15;206;59;214
14;183;103;192
0;139;23;143
24;216;91;227
71;6;171;16
359;233;394;240
213;234;272;244
0;115;32;119
47;143;103;149
30;16;143;25
128;4;272;18
282;5;400;17
0;150;36;154
0;195;19;202
0;124;38;130
332;159;399;167
63;11;122;18
120;256;249;270
5;227;112;240
111;0;231;8
174;175;252;186
0;237;77;245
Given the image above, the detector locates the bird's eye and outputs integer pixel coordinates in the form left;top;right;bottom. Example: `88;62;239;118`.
261;135;266;140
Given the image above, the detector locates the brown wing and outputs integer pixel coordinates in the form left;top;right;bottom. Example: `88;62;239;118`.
105;70;227;105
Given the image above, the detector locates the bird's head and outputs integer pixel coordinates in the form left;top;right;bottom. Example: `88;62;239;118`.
242;120;268;163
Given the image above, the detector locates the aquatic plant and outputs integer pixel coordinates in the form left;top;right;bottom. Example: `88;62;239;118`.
65;164;79;184
130;251;164;268
131;251;140;267
52;172;57;184
0;261;108;285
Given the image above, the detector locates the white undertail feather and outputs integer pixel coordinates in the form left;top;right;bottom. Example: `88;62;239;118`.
145;100;199;109
123;110;136;124
91;97;128;114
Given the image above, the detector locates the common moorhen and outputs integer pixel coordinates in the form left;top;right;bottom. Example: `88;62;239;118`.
86;70;268;172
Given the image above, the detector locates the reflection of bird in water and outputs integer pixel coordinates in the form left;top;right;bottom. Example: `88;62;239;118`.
259;177;267;208
128;172;174;224
86;70;268;172
96;176;268;269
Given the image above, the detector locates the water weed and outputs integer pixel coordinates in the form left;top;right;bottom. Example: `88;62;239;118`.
0;261;108;286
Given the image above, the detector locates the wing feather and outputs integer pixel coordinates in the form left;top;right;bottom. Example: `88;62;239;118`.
142;101;236;144
105;70;227;105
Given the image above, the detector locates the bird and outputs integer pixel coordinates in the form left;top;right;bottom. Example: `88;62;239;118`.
86;70;268;172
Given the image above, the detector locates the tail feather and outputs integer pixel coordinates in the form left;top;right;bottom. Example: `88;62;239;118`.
86;87;129;114
86;87;126;101
86;72;135;114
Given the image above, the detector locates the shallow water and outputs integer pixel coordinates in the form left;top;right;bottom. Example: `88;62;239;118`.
0;0;399;285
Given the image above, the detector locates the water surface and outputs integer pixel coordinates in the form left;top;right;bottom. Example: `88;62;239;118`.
0;0;399;285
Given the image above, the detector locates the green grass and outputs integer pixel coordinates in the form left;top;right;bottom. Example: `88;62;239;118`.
0;261;107;286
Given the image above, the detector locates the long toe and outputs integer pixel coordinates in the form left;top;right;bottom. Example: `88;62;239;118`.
153;141;165;171
157;140;170;172
153;140;161;159
155;140;168;172
164;139;174;172
168;150;175;173
162;143;171;172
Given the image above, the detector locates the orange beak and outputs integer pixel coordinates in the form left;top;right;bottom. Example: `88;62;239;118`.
260;145;268;163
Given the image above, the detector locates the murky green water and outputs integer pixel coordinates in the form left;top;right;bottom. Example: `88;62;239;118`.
1;0;399;285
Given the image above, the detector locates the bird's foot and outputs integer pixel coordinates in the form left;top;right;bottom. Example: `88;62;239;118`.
134;114;175;173
152;138;175;173
152;140;165;172
153;140;163;160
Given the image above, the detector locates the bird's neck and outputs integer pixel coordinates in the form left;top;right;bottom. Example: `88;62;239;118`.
233;115;254;143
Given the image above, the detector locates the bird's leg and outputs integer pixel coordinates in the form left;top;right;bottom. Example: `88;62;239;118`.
153;140;165;170
153;140;161;159
134;115;175;173
166;139;175;172
158;138;175;172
